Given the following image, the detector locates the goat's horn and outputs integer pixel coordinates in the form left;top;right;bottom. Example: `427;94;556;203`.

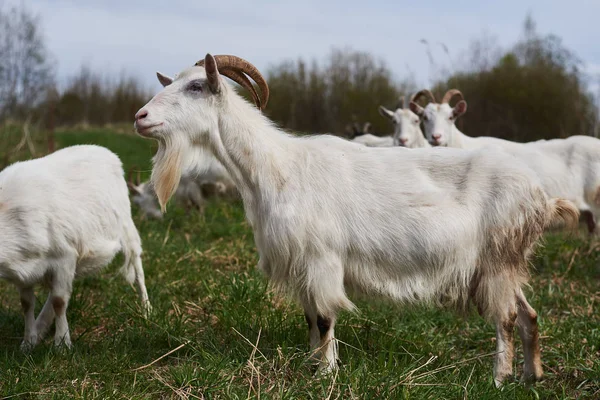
441;89;464;104
136;169;141;186
195;55;270;110
219;67;261;110
396;96;405;110
410;89;437;105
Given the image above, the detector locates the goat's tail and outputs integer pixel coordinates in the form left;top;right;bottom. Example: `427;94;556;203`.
546;198;579;231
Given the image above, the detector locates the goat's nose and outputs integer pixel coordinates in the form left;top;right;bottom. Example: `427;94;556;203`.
400;138;408;144
433;134;442;140
135;109;148;121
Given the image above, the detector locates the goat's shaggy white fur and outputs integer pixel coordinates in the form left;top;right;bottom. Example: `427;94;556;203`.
414;95;600;233
0;145;150;349
134;55;578;386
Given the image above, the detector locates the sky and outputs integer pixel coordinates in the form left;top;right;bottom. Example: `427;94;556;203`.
13;0;600;95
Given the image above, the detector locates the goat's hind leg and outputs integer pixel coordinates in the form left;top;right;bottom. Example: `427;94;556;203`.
516;289;543;383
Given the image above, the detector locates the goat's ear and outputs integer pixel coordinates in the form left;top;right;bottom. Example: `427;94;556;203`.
409;101;424;116
378;106;394;120
453;100;467;118
156;72;174;87
204;53;220;93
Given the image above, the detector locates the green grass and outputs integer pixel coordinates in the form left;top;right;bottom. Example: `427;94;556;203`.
1;129;599;399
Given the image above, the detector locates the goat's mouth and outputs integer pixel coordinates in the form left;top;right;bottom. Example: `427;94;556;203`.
135;122;163;137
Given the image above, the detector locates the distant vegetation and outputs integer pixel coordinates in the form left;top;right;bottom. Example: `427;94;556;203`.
0;4;598;152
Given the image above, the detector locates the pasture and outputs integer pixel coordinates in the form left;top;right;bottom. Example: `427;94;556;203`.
0;129;599;399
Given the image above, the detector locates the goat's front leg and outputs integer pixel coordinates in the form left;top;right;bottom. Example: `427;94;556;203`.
19;287;37;350
303;306;338;373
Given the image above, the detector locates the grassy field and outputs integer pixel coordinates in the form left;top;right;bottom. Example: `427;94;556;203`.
0;129;599;399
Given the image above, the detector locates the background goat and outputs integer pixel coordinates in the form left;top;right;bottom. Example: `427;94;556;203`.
133;54;578;386
128;149;238;219
411;89;600;234
379;96;430;148
0;145;150;349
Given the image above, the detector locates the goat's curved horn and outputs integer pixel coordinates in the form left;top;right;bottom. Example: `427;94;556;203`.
195;55;270;110
137;169;141;186
396;96;405;110
219;67;261;110
441;89;464;104
410;90;437;105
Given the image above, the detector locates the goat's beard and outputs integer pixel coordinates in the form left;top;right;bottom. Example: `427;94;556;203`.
151;136;185;212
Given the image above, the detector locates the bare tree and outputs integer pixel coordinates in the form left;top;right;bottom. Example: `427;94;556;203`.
0;3;54;120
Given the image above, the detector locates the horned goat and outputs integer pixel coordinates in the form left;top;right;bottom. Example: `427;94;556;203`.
379;96;431;148
0;145;151;349
411;89;600;233
134;54;578;386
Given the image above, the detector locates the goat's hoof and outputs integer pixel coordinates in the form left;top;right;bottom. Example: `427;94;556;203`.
520;370;543;385
20;339;36;353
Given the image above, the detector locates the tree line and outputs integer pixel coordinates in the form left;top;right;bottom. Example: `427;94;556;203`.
0;4;597;147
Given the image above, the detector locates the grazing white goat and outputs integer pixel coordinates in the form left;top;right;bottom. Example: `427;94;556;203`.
134;54;578;386
411;89;600;233
379;96;431;148
0;145;150;349
128;165;236;220
349;122;395;147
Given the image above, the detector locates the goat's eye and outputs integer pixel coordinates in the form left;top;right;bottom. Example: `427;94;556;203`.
186;81;204;92
423;115;429;121
413;119;419;124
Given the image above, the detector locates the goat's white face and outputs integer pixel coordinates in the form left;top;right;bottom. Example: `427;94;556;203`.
134;62;224;210
379;106;422;147
135;67;220;144
410;101;467;147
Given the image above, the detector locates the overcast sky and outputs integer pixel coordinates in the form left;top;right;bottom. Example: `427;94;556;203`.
16;0;600;95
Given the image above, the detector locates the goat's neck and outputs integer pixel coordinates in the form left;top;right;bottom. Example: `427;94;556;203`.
210;94;292;205
448;125;474;148
415;129;430;148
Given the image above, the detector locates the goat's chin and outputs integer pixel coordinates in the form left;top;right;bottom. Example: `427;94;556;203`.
151;137;185;211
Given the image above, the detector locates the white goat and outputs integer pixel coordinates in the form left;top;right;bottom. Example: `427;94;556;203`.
128;150;237;219
134;54;578;386
411;89;600;233
0;145;150;349
379;96;431;148
349;122;395;147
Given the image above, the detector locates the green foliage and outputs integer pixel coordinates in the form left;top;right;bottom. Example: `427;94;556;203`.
434;16;598;141
0;129;599;398
265;48;415;136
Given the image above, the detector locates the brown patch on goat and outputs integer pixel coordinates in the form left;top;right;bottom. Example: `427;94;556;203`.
316;315;332;339
582;210;596;234
52;296;66;314
594;186;600;206
20;297;31;311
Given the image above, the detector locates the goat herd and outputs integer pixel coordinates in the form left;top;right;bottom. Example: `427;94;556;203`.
0;53;597;388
